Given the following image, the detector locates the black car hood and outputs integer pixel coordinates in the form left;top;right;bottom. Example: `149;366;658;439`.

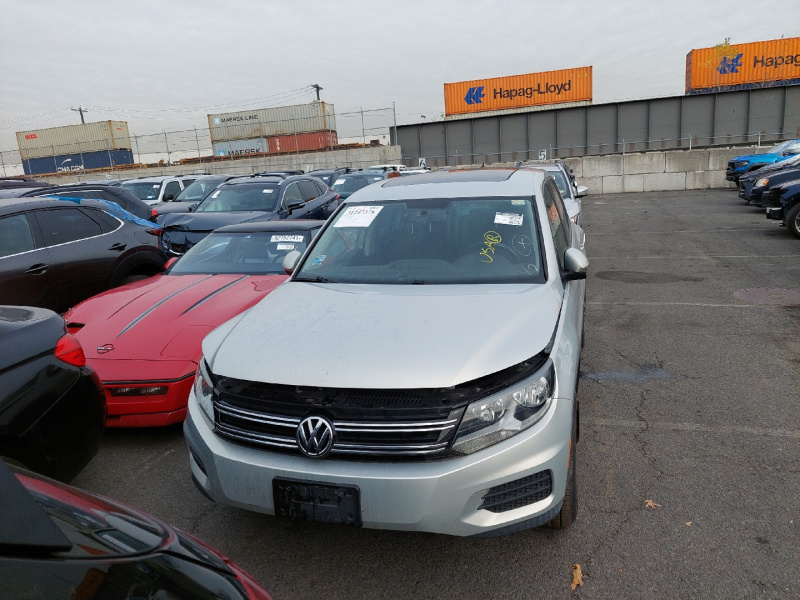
161;211;277;233
742;160;800;182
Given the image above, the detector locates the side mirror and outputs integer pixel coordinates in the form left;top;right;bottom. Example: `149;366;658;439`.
285;199;304;214
576;185;589;198
163;193;175;201
164;257;179;271
188;203;197;212
562;248;589;282
283;250;302;274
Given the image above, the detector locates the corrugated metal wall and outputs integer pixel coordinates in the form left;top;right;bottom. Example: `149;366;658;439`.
393;85;800;167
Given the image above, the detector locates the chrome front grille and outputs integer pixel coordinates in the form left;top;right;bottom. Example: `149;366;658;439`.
214;396;464;459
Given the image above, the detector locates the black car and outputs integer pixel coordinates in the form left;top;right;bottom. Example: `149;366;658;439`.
764;176;800;238
159;174;339;256
740;163;800;206
330;170;389;200
20;183;154;220
0;176;50;189
0;197;167;314
0;460;273;599
306;167;351;187
0;305;105;482
152;174;242;220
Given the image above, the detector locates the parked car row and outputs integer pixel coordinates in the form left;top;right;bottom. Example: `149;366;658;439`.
730;144;800;238
1;163;589;594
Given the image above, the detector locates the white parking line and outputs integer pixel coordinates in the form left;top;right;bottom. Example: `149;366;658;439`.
587;301;762;308
586;418;800;439
588;254;800;260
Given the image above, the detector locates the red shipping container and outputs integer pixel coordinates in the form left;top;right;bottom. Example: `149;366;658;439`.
266;131;338;154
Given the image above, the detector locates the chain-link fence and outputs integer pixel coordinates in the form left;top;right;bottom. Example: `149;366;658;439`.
1;105;398;178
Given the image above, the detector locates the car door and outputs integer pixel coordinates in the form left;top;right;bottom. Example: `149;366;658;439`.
0;212;60;310
300;179;337;220
32;207;124;312
279;182;310;219
542;179;585;355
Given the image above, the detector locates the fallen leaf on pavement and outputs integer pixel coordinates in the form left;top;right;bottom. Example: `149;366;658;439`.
686;521;692;526
571;564;583;590
645;499;661;509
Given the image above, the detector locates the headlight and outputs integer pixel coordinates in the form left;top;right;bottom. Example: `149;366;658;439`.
755;177;769;187
451;360;555;455
733;161;748;168
193;359;215;423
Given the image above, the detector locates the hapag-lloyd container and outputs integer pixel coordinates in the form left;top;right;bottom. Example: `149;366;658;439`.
212;131;338;157
22;149;135;176
686;36;800;94
444;67;592;116
208;102;337;142
16;121;131;160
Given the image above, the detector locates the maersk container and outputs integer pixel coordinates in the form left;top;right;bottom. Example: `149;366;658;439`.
686;36;800;94
213;138;269;157
444;67;592;116
266;131;338;154
208;102;337;142
22;149;134;176
16;121;131;160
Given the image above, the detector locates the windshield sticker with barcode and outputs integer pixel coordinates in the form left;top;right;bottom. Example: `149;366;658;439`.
271;235;304;243
495;212;523;226
334;179;346;186
334;205;384;228
276;243;295;250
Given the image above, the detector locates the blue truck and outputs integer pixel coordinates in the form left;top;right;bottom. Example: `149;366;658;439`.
726;139;800;185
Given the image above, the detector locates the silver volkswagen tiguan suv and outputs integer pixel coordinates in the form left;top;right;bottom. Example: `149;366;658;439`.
185;167;588;536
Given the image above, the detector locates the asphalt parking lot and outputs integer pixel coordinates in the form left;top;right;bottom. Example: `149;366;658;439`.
73;188;800;599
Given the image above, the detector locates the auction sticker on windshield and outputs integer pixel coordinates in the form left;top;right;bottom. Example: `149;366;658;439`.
334;206;383;228
271;235;304;242
495;212;523;226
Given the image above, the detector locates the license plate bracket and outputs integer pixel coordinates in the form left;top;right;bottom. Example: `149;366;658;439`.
273;477;361;527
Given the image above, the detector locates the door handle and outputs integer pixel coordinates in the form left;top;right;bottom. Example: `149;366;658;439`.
109;243;127;251
25;263;51;274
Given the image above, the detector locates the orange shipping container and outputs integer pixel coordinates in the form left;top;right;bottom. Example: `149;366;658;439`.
444;67;592;116
686;36;800;93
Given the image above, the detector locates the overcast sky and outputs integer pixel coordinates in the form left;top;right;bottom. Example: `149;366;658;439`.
1;0;798;151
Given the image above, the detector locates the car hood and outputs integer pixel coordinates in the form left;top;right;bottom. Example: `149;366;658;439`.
68;274;286;367
161;211;276;233
733;153;778;163
741;159;800;181
205;281;563;389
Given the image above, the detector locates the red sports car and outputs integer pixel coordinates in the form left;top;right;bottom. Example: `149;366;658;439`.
64;220;324;427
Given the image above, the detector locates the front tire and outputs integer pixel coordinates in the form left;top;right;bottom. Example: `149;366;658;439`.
786;203;800;239
549;427;577;529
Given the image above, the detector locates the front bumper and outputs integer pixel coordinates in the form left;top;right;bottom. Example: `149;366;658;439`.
765;207;784;220
104;373;195;428
184;390;573;537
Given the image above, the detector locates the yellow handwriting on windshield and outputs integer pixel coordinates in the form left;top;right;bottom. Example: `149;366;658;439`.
480;231;502;263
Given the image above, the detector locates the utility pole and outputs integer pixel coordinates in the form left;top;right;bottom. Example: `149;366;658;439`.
311;84;323;101
71;106;88;124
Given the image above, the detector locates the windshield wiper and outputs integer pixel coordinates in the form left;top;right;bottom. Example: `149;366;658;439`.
294;275;337;283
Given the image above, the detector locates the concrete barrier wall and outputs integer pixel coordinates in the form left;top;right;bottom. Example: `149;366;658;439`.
560;146;771;194
55;145;403;185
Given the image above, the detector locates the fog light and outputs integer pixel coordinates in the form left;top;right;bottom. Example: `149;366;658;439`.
110;386;168;396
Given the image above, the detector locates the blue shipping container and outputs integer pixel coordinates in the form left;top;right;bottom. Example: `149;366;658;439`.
23;149;134;176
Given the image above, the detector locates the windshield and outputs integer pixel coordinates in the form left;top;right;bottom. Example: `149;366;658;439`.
194;184;279;212
332;174;385;195
174;177;226;202
768;140;798;154
295;197;545;285
121;181;163;201
170;230;312;275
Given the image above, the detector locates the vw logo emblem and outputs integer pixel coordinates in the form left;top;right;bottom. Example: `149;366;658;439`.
296;416;334;458
97;344;114;354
